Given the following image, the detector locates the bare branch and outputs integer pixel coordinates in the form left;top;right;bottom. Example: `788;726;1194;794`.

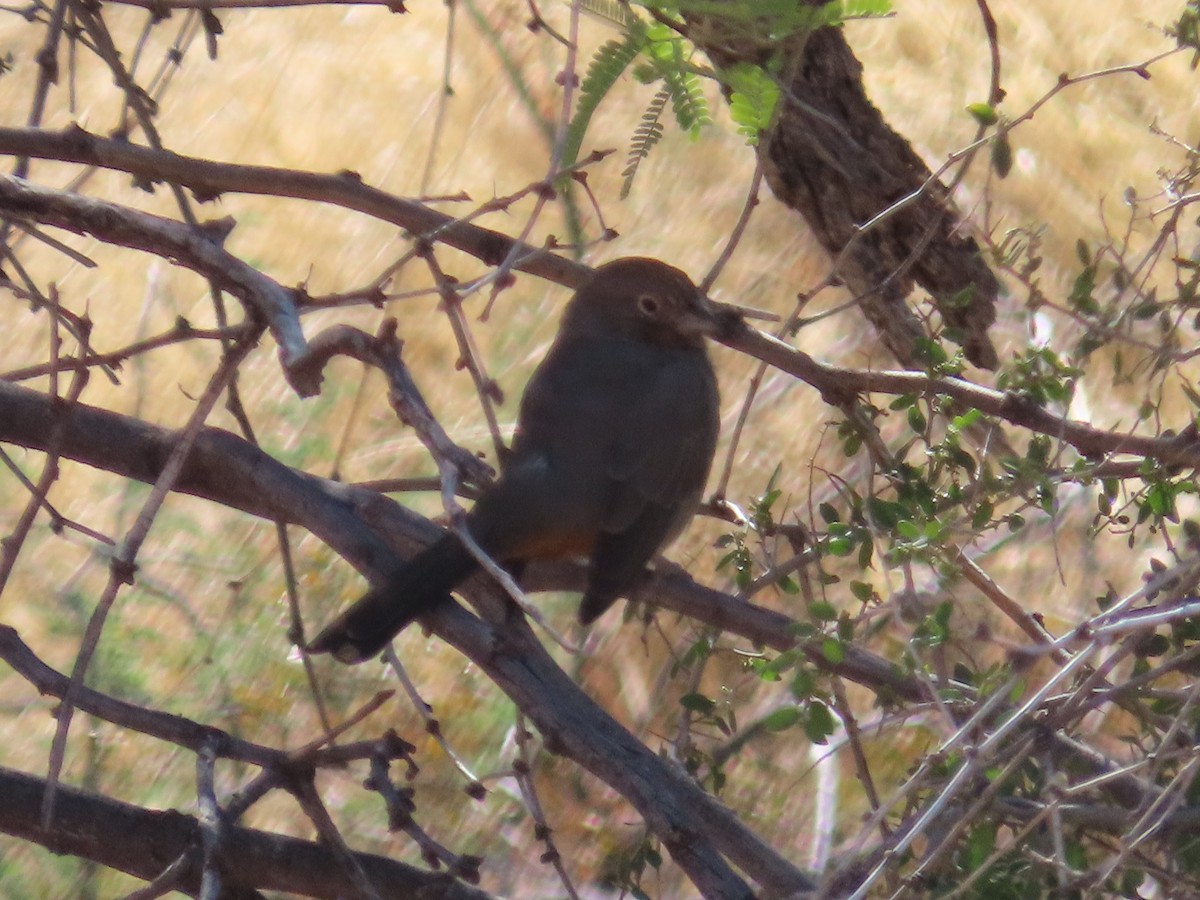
0;765;494;900
0;125;587;287
0;174;314;393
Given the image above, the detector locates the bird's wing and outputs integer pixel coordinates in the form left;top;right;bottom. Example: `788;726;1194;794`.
579;350;719;622
601;350;719;535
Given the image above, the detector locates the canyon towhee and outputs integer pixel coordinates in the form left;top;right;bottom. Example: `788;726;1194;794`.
310;257;730;663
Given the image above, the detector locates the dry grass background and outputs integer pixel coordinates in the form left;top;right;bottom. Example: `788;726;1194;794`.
1;0;1198;896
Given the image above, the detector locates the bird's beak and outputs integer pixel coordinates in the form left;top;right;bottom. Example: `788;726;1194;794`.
682;292;743;342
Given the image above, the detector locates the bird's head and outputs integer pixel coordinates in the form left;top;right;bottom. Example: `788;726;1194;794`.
563;257;738;349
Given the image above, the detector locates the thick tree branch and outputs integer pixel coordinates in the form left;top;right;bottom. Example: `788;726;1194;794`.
0;125;587;287
687;13;999;370
5;130;1185;469
0;379;1162;816
0;765;492;900
0;378;921;702
0;380;813;897
722;322;1200;468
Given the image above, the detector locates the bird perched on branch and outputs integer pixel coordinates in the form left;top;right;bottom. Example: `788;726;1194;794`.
310;257;731;664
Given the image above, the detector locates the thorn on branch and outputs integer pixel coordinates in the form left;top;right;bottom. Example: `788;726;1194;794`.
198;216;236;245
130;173;159;194
477;232;509;266
200;9;222;60
412;235;434;259
189;183;223;203
35;47;58;84
482;378;504;404
110;556;137;586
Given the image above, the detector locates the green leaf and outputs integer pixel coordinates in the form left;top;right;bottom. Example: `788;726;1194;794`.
990;132;1012;178
725;62;780;145
842;0;893;15
1075;238;1091;266
562;33;644;178
821;638;845;664
949;408;982;432
907;406;927;433
966;102;998;126
763;706;801;732
826;536;854;556
965;822;997;868
804;700;836;744
621;87;670;198
665;67;709;135
857;537;874;569
1069;264;1098;313
867;497;906;529
809;600;837;621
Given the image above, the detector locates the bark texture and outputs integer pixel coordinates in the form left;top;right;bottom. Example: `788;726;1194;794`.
692;16;999;369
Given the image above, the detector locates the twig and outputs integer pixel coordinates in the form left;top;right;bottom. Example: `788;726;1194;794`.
0;175;313;394
2;320;248;382
365;752;482;881
512;711;580;899
41;333;258;830
383;646;484;790
0;124;588;287
295;320;493;489
291;775;388;900
195;740;225;900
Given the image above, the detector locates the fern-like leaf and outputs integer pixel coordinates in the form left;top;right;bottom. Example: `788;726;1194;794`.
560;32;645;179
726;62;780;146
580;0;640;30
620;87;670;198
840;0;894;19
663;67;711;136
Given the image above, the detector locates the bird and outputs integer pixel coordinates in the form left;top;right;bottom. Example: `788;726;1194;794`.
309;257;730;664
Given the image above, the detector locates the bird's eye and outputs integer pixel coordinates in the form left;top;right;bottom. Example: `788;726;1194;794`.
637;294;661;317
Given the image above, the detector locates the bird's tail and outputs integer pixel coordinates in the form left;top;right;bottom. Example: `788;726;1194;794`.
308;533;478;664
